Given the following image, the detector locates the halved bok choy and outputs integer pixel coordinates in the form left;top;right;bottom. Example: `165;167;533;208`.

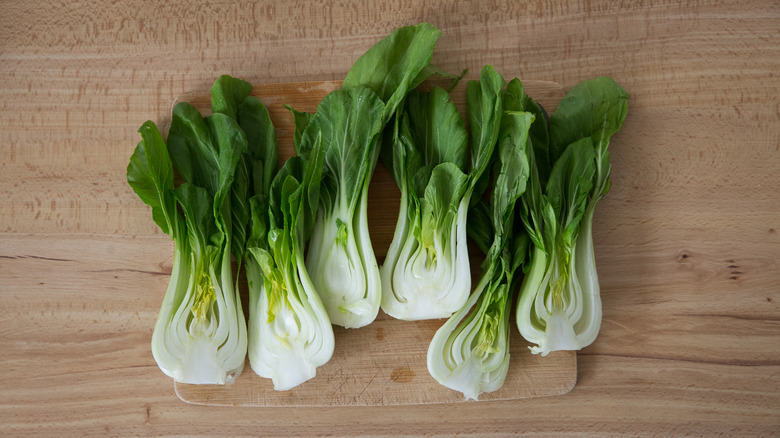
245;135;335;390
127;75;269;384
516;77;629;355
427;73;534;400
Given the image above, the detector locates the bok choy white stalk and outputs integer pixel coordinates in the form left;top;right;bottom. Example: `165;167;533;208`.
427;71;534;400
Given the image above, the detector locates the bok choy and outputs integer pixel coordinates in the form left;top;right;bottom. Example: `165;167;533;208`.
516;77;629;355
127;75;264;384
427;70;534;400
245;137;335;390
380;66;509;320
378;81;480;320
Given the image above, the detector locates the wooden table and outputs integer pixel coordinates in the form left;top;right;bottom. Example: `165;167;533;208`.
2;1;778;436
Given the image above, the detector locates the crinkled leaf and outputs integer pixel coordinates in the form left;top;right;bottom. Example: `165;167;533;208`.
168;104;248;252
204;113;249;245
518;112;549;253
385;110;409;187
281;174;304;245
211;76;275;258
269;156;305;232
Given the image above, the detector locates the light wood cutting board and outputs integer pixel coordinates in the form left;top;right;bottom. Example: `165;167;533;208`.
165;79;576;406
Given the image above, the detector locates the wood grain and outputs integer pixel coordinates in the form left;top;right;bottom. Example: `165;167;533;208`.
1;0;779;436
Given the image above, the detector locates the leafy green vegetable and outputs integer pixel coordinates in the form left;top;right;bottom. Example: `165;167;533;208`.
245;135;334;390
427;71;534;400
127;75;271;384
293;23;443;328
380;66;507;321
516;77;629;355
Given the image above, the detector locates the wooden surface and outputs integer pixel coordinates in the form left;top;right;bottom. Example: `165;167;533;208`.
173;80;575;407
1;0;778;435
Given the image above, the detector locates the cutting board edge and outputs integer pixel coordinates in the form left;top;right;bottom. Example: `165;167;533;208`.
174;350;577;407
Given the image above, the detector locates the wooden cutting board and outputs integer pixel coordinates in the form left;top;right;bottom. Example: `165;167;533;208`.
171;79;576;406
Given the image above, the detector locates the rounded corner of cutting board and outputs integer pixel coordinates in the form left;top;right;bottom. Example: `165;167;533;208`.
560;350;579;396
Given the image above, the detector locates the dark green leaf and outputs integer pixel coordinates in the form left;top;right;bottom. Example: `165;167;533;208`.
168;102;220;196
203;113;248;245
299;132;324;242
343;22;442;123
299;87;385;216
509;230;531;276
382;109;406;186
524;96;551;186
238;97;278;197
211;75;253;120
466;198;493;256
247;194;269;251
544;137;596;245
491;111;533;239
175;182;216;251
285;105;315;158
466;66;505;196
550;77;629;200
126;121;178;237
404;87;468;171
550;77;629;162
229;156;251;259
